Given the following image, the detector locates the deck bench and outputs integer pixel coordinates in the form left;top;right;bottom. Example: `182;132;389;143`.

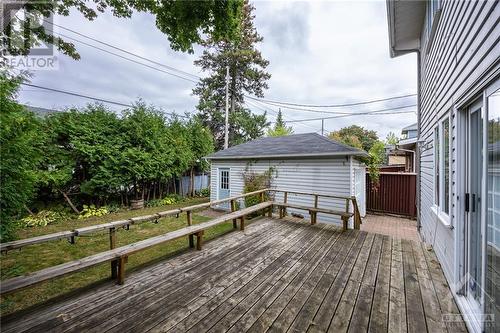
273;202;353;230
0;201;273;295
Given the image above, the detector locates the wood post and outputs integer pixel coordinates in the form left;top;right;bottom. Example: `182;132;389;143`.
240;216;245;231
231;199;237;228
186;211;194;247
341;216;348;231
267;206;273;218
351;197;361;230
196;231;203;250
310;211;317;225
314;195;318;209
283;192;288;217
117;256;127;285
109;227;117;279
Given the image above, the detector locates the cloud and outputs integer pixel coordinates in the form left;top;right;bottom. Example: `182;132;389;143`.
17;0;417;141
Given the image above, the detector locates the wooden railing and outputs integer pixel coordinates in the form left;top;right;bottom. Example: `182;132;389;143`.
0;188;362;295
0;188;270;254
269;189;362;229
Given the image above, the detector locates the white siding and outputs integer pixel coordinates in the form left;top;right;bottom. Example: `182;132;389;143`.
418;0;499;286
210;157;354;226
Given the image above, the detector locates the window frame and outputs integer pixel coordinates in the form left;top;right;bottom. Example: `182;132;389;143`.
433;114;452;225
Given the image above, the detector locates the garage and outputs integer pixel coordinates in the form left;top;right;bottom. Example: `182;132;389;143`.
205;133;367;227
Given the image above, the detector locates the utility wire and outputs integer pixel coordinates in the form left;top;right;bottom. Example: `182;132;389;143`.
48;30;198;83
21;83;188;117
285;104;416;123
249;93;417;108
47;20;201;80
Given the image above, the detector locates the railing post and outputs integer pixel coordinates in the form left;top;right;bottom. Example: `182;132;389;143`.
187;211;194;248
196;231;203;250
314;195;318;208
283;191;288;217
351;196;361;230
117;255;127;285
109;227;117;279
231;199;237;228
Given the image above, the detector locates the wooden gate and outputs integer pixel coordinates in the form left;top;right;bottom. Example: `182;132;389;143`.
366;172;417;218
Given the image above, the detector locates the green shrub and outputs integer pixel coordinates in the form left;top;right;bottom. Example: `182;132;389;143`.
19;210;71;227
198;188;210;197
78;205;109;219
145;194;182;208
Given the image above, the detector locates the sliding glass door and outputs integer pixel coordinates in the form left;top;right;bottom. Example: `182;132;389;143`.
486;86;500;333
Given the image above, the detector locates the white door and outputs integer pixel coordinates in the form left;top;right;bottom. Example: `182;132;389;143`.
217;168;230;210
354;167;366;217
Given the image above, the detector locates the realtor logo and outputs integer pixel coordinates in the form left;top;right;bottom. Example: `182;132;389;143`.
1;1;58;70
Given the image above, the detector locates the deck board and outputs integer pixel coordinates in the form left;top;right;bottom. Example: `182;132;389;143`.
0;217;466;333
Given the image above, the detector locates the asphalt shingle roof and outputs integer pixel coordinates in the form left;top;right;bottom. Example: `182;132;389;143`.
206;133;368;160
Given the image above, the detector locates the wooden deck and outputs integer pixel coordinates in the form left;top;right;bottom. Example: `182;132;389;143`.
1;217;467;333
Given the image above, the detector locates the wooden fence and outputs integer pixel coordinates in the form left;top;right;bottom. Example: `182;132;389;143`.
366;172;417;218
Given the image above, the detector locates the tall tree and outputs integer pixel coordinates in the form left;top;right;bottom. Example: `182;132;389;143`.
0;71;44;240
193;0;271;149
3;0;244;59
267;109;294;137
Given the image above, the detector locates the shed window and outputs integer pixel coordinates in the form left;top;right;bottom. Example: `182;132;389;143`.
220;170;229;190
434;115;451;216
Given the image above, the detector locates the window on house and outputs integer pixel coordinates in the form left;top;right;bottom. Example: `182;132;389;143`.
427;0;441;35
434;116;451;217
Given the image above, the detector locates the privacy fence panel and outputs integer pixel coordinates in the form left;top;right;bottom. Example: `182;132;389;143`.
366;172;417;218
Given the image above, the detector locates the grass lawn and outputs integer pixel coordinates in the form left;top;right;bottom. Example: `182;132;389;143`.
0;197;238;316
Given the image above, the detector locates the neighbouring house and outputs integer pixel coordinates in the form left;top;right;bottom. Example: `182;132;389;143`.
386;122;418;172
386;1;499;332
205;133;368;226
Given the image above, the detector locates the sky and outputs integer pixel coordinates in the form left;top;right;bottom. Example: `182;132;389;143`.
17;0;418;140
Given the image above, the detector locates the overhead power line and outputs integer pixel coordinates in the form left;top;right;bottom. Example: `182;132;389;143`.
285;104;416;123
21;83;188;117
48;30;198;83
250;93;417;108
48;20;201;80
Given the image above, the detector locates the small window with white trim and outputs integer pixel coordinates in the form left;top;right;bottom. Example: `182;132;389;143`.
434;115;451;218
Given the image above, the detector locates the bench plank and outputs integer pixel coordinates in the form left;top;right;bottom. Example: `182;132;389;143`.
0;231;76;252
273;202;353;218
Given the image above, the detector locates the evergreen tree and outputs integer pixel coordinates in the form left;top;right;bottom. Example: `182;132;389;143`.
193;0;271;149
267;109;294;137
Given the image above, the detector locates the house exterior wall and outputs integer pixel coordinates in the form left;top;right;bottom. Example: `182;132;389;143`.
417;0;499;317
210;157;357;225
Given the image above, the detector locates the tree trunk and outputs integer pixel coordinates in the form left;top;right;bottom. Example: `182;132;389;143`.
59;190;80;214
190;167;195;197
23;204;34;216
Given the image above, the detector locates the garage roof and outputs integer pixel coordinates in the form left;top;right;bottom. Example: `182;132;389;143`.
206;133;368;160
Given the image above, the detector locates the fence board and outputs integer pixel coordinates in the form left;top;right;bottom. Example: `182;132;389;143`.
366;173;416;218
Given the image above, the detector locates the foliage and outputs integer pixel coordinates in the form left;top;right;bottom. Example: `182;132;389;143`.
242;166;275;210
198;188;210;197
367;141;386;186
329;125;385;185
0;71;44;241
77;205;109;219
386;131;399;145
193;0;271;149
267;110;294;137
18;210;71;228
329;125;379;152
3;0;244;59
145;194;182;208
